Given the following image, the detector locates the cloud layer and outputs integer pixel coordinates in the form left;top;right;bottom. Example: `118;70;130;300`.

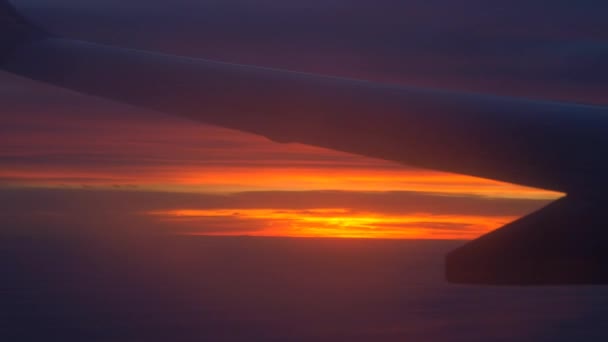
0;187;550;239
18;0;608;104
2;0;582;239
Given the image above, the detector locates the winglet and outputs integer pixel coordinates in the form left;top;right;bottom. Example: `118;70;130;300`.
0;0;48;62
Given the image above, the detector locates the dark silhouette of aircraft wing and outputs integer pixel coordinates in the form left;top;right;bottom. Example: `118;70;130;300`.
2;1;608;285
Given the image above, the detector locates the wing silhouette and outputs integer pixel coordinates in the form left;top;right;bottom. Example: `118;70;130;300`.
2;0;608;285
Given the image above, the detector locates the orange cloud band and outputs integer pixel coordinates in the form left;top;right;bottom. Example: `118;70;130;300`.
148;208;518;239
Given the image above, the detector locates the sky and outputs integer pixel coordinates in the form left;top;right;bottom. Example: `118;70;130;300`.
4;0;607;240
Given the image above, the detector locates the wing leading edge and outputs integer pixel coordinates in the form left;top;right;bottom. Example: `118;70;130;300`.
2;1;608;284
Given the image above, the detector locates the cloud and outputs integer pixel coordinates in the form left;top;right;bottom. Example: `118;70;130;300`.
0;187;550;238
2;96;561;199
15;0;608;104
0;0;577;239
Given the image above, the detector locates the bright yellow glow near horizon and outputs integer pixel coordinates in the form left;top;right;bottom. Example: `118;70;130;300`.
148;208;520;239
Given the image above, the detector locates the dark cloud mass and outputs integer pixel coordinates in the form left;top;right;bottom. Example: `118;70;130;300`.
15;0;608;104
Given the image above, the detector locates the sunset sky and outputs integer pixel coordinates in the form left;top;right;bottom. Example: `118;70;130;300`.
4;0;606;240
4;2;608;341
0;76;559;239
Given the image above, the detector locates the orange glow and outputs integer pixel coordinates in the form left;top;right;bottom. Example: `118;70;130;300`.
1;166;560;200
148;208;518;239
2;113;562;239
1;115;561;199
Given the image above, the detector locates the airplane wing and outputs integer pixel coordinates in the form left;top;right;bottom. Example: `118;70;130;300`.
2;0;608;285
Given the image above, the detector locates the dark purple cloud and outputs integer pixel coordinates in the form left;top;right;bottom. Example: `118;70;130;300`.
16;0;608;104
